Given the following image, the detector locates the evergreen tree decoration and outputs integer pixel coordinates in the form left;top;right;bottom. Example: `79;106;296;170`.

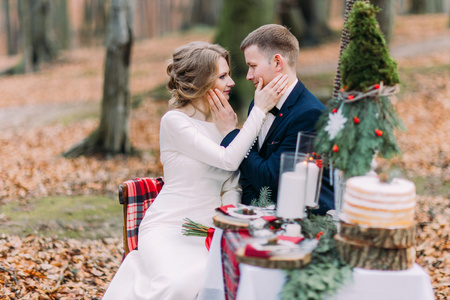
314;1;405;178
332;0;370;98
340;1;400;91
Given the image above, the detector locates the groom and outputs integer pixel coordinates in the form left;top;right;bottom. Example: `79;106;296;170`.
221;24;334;215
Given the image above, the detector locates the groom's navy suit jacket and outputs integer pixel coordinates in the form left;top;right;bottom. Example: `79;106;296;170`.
221;79;334;215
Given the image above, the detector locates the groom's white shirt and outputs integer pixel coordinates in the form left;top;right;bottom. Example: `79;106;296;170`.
257;78;298;149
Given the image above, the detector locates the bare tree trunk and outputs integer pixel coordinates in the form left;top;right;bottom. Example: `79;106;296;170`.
51;0;70;50
279;0;307;44
4;0;19;55
81;0;108;47
15;0;55;74
63;0;135;157
290;0;333;46
215;0;276;113
191;0;221;26
371;0;396;45
18;0;33;73
410;0;427;13
422;0;444;13
308;0;334;44
279;0;334;47
32;0;55;68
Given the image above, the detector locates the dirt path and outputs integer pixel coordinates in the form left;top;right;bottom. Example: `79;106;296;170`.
0;101;98;130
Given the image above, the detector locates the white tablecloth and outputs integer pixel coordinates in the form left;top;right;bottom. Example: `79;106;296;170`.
200;228;435;300
199;228;225;300
236;263;435;300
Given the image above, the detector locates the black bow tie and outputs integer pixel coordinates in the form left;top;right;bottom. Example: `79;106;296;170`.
269;107;279;116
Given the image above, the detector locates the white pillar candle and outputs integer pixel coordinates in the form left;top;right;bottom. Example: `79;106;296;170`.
295;161;320;207
276;172;307;219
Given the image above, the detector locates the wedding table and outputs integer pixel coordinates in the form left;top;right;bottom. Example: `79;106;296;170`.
236;263;435;300
199;228;435;300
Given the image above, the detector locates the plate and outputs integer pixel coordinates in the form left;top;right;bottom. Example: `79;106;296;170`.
227;207;264;220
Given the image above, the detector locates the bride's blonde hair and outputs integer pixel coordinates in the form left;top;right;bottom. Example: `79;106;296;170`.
167;41;230;109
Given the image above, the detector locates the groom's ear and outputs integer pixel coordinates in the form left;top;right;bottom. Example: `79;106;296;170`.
273;54;284;72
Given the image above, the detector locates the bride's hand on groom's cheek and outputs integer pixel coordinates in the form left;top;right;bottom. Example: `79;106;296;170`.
207;89;238;136
254;74;288;113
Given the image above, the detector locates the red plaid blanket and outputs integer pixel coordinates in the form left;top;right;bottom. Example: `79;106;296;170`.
119;177;164;252
221;229;251;300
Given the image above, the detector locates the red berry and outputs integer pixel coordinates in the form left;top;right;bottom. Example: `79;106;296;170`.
315;159;323;168
333;144;339;152
348;95;355;100
375;129;383;137
332;108;338;114
353;116;360;124
374;84;380;89
316;231;324;240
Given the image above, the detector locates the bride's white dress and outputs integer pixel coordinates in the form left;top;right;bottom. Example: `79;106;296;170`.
103;107;266;300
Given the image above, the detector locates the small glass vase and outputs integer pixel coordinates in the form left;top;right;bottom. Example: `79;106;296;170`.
326;169;346;232
334;169;347;214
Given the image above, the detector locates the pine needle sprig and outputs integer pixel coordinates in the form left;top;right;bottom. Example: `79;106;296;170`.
181;218;210;237
250;186;275;208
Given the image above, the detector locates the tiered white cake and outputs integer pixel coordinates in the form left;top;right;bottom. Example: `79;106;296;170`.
342;176;416;228
336;175;417;270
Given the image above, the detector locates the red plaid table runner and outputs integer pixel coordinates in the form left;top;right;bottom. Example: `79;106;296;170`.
120;177;164;252
221;229;250;300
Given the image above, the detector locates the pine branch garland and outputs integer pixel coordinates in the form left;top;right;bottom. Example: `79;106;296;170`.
282;215;353;300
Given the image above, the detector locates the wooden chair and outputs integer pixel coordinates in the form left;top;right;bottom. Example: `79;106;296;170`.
118;177;164;258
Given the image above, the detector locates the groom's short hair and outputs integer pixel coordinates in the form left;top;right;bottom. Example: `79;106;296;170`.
240;24;300;68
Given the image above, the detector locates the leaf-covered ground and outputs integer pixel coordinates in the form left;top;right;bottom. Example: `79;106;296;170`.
0;14;449;299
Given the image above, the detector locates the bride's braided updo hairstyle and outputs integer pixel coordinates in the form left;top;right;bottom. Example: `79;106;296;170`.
167;41;231;109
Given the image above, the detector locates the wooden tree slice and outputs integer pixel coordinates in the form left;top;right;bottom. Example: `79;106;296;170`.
335;234;415;270
213;213;249;230
339;221;416;249
235;248;312;269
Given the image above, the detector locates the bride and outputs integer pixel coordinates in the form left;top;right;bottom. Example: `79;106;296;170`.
102;41;287;300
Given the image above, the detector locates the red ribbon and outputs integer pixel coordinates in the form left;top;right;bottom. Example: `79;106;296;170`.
244;244;270;258
277;235;305;244
262;215;277;222
205;227;215;251
216;204;235;215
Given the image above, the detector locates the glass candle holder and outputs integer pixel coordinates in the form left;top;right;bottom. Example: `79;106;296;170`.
295;155;323;209
295;131;317;156
276;152;308;219
295;132;324;209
